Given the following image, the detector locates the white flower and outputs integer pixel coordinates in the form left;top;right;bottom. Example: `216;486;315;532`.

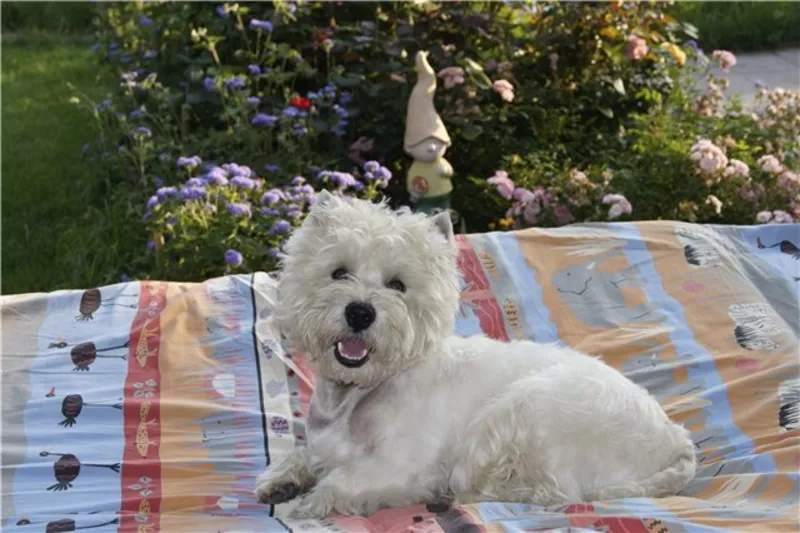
705;195;723;214
755;211;772;223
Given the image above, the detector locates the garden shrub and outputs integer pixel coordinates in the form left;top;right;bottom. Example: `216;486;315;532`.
77;1;797;282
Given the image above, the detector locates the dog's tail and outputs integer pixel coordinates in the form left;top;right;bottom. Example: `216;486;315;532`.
586;434;697;501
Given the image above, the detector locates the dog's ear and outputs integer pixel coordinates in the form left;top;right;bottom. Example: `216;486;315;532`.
307;190;336;227
431;211;454;243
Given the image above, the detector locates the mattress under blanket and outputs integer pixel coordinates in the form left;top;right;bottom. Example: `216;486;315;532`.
2;221;798;532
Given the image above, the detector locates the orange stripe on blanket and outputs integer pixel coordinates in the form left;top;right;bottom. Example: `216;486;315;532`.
120;282;168;533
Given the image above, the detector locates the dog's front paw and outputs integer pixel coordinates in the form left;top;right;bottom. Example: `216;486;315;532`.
254;470;302;505
289;490;335;519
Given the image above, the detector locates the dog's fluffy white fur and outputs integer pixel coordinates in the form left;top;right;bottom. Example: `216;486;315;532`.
254;191;696;518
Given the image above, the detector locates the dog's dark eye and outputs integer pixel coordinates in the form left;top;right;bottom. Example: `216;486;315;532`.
386;279;406;293
331;267;349;280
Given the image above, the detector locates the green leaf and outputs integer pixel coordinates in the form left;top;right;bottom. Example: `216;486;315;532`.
612;78;625;95
461;124;484;141
597;107;614;119
682;23;699;40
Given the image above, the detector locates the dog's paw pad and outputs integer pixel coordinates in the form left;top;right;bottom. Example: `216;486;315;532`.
255;481;300;505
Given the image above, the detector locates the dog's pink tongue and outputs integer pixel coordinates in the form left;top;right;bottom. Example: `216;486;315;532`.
339;339;367;359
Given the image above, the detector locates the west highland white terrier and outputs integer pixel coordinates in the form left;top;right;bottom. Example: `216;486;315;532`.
254;191;696;518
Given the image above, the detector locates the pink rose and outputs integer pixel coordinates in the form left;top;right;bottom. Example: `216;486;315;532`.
487;170;515;200
625;35;649;60
724;159;750;178
438;66;465;89
492;79;515;103
553;205;575;226
712;50;737;72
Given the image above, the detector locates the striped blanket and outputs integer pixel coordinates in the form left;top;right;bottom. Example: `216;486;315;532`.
2;221;798;532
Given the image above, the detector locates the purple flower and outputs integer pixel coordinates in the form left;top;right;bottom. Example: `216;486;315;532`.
224;75;247;90
247;96;261;106
133;126;152;138
138;16;153;27
268;247;281;259
130;106;146;119
307;91;321;100
250;19;273;31
332;172;356;188
299;184;315;196
226;202;252;217
121;54;133;65
147;240;156;250
179;185;207;201
119;71;138;82
204;166;230;185
333;104;349;119
375;166;392;181
167;216;177;226
270;219;292;234
262;189;284;204
177;155;202;168
553;205;575;226
120;274;132;282
231;175;256;189
204;76;217;92
292;124;309;136
248;64;261;75
225;249;244;266
323;83;336;96
158;152;172;163
216;5;229;19
283;107;300;117
261;207;281;216
291;176;306;185
186;177;205;187
684;39;702;55
91;42;102;54
332;121;347;137
156;186;178;200
363;161;380;173
252;113;278;126
222;163;252;178
81;143;91;153
144;50;158;60
146;195;160;209
264;163;280;173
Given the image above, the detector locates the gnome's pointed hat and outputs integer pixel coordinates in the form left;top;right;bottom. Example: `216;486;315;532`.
404;51;451;151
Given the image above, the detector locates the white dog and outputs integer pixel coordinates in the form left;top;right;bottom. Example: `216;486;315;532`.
254;191;696;518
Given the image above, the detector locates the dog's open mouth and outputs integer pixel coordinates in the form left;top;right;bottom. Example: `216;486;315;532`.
333;339;371;368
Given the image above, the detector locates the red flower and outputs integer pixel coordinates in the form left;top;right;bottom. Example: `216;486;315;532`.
290;96;312;111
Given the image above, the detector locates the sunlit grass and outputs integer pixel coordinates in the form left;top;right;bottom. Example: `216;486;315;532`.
1;37;142;294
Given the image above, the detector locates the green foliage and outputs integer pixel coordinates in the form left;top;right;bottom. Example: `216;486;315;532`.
671;1;800;53
1;2;96;34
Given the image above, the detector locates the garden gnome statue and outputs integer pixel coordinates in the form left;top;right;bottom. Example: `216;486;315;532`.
405;51;458;224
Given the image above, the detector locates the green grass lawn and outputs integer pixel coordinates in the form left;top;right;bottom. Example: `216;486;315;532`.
673;1;800;53
2;36;140;295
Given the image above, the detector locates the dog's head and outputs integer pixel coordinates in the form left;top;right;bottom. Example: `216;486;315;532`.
276;191;460;387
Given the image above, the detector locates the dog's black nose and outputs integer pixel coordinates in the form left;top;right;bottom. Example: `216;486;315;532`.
344;301;376;332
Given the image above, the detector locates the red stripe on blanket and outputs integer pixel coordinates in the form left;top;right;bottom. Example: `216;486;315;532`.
120;282;168;533
457;236;509;341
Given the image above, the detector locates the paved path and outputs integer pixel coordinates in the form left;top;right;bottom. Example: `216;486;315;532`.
703;48;799;108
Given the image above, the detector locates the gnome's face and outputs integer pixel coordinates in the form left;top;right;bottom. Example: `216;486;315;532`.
406;137;448;162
